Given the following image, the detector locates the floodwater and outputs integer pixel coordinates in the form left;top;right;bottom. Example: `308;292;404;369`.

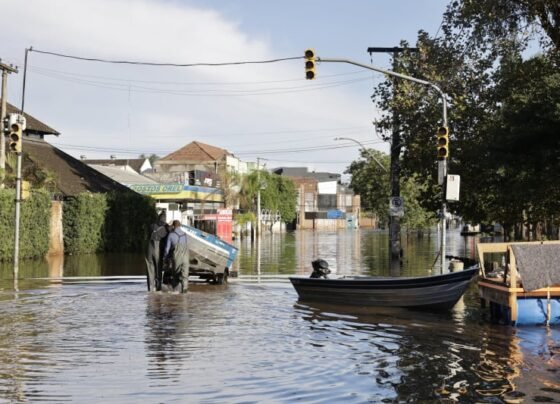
0;228;559;403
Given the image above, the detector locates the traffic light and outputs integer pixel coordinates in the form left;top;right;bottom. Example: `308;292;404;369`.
304;49;316;80
8;115;23;153
21;180;30;200
436;126;449;160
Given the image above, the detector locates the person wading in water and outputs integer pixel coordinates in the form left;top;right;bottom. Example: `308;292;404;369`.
145;213;169;291
162;220;189;293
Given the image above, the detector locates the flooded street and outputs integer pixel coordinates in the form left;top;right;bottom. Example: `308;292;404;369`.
0;229;559;402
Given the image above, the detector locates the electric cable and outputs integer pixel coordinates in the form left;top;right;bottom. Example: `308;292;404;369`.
31;48;302;67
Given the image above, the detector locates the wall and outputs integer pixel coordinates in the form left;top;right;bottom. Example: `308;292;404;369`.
48;201;64;256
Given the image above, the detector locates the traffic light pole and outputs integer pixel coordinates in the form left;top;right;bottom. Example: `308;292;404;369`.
316;57;448;274
13;151;22;280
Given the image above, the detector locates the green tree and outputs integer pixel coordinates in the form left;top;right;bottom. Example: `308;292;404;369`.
238;170;297;224
345;149;436;231
369;0;560;240
345;148;390;222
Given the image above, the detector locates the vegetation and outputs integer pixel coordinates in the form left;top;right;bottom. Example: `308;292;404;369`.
238;170;297;224
63;193;108;254
63;191;156;254
345;150;436;232
362;0;560;240
104;192;157;252
0;188;51;261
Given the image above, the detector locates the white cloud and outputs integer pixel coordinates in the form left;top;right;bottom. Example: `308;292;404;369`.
1;0;384;171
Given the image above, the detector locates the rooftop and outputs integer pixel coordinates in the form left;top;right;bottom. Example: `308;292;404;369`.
159;141;231;162
21;138;131;196
5;102;60;136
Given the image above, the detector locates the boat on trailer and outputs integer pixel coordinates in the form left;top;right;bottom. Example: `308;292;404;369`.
289;266;478;310
182;225;238;283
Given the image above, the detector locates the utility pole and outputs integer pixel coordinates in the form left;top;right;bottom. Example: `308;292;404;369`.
0;60;19;187
367;47;418;263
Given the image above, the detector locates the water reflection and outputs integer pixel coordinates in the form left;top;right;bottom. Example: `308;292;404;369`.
237;228;479;279
0;228;558;402
292;298;546;402
145;293;190;381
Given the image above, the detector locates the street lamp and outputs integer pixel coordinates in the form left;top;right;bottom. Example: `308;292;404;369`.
334;137;388;173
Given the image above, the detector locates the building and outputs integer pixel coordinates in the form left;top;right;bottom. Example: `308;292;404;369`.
6;102;60;139
273;167;361;230
81;157;153;174
2;103;128;196
150;141;248;186
143;141;247;237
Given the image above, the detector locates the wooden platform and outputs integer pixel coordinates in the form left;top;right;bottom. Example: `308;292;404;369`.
477;241;560;325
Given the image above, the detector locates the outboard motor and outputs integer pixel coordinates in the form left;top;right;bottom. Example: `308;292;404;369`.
310;259;331;279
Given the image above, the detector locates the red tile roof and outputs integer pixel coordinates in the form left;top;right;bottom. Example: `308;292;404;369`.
160;141;231;162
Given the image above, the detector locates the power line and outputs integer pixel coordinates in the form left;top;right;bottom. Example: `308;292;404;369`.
30;65;370;86
234;140;384;155
31;48;302;67
32;69;371;96
50;139;384;156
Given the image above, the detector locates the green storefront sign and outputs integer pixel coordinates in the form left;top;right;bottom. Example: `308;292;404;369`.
129;184;183;194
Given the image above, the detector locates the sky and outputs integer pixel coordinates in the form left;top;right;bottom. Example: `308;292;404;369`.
1;0;449;175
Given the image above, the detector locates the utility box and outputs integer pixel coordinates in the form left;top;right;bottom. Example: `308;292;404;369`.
446;175;460;201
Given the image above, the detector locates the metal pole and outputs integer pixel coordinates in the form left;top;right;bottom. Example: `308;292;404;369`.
256;157;261;238
318;56;449;274
440;160;447;273
13;151;22;278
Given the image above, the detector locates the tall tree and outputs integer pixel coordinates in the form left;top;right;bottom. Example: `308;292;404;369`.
370;0;560;240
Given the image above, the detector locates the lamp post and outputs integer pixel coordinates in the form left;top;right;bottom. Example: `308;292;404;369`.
334;137;388;173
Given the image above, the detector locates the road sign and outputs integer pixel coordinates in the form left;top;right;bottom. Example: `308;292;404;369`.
389;197;404;217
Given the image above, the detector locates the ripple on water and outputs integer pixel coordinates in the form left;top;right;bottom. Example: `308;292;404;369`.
0;271;558;402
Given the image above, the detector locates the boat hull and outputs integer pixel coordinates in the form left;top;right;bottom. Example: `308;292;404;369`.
289;268;477;310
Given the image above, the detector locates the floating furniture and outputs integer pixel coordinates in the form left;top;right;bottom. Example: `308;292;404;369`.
477;241;560;326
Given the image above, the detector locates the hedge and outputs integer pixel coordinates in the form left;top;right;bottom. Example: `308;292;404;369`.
0;189;51;261
62;191;156;255
63;192;108;254
104;191;157;252
1;189;157;260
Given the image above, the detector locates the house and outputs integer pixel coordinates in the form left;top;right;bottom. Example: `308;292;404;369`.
2;103;128;196
150;141;248;186
273;167;361;230
6;102;60;139
22;138;131;196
